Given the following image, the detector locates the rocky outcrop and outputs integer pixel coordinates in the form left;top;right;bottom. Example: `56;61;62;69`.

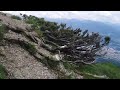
0;13;59;79
0;12;83;79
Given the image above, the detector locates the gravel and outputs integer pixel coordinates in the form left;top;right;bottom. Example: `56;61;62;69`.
0;42;58;79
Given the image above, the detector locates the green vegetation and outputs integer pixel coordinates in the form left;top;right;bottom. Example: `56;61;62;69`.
47;58;59;69
0;64;7;79
78;63;120;79
63;61;120;79
104;36;111;45
22;15;44;38
11;15;21;20
0;23;5;42
24;15;45;25
63;61;78;71
35;29;43;38
80;63;120;79
24;43;37;55
40;55;59;69
20;42;37;55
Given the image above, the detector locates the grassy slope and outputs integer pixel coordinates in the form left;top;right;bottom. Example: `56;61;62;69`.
79;63;120;79
63;62;120;79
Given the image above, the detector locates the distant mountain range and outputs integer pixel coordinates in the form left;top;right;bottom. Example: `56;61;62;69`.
46;18;120;34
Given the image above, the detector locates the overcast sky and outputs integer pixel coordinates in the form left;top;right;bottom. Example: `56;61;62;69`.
1;11;120;24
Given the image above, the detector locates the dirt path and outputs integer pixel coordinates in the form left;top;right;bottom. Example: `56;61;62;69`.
0;43;57;79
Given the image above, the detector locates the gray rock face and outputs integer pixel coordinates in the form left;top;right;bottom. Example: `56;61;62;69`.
0;13;32;31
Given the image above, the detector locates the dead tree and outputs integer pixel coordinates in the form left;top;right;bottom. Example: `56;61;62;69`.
41;26;110;65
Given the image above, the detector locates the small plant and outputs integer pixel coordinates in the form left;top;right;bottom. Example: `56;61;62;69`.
63;61;77;71
11;15;22;20
20;42;37;55
0;64;7;79
0;23;5;42
25;43;37;55
35;29;43;38
104;36;111;45
42;56;59;69
47;57;59;69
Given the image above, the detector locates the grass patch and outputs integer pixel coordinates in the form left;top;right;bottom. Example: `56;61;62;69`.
47;58;59;69
0;64;7;79
20;42;37;55
35;29;43;38
62;61;120;79
24;43;37;55
0;23;6;42
63;61;78;71
11;15;22;20
42;56;59;69
78;62;120;79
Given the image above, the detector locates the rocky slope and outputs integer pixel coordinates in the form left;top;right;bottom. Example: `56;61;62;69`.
0;12;58;79
0;12;83;79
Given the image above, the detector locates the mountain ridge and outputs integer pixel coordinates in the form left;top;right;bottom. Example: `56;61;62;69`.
0;12;120;79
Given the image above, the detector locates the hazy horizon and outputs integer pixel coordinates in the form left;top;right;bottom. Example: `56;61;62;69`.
2;11;120;25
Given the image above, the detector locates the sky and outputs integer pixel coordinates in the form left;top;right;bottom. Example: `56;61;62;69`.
1;11;120;24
